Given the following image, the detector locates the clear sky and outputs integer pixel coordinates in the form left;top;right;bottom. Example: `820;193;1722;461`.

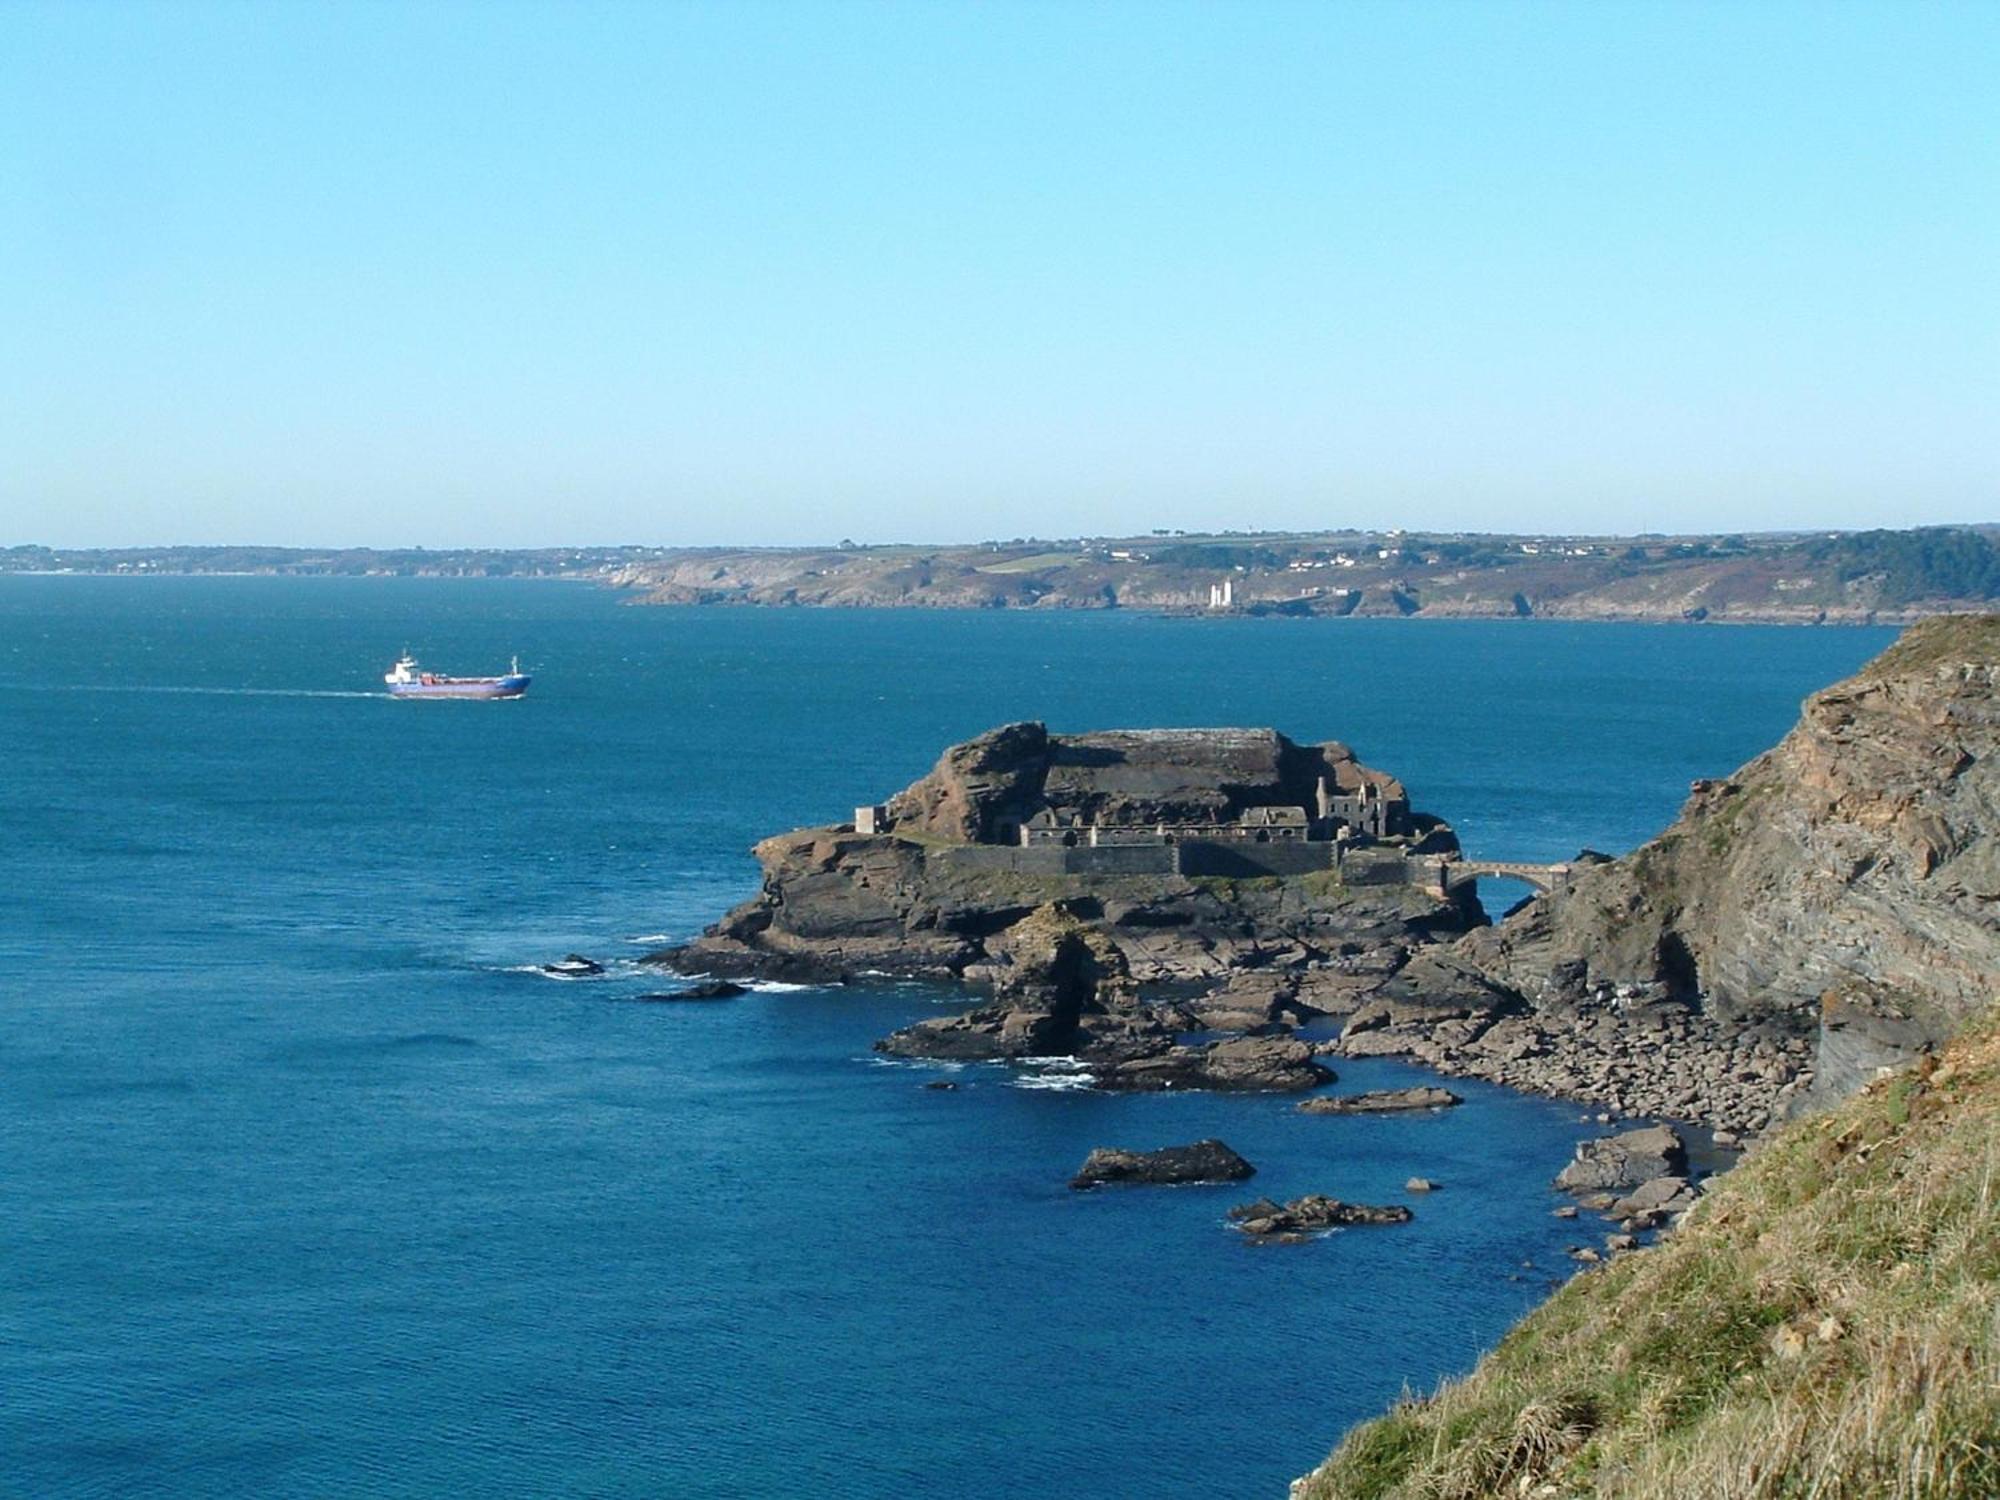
1;0;1994;547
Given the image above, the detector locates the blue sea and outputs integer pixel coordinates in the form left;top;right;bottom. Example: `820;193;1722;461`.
0;578;1892;1498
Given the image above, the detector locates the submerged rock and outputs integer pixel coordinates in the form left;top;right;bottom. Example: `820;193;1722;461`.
1069;1139;1256;1190
1227;1194;1413;1238
541;954;605;978
633;980;747;1001
1298;1086;1463;1115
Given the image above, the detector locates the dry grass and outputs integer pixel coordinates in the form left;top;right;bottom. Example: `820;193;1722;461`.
1296;1010;2000;1499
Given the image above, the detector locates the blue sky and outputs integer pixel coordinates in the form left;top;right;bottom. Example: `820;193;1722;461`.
1;0;1994;547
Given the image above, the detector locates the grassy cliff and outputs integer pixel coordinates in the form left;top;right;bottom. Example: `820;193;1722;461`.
1296;1011;2000;1499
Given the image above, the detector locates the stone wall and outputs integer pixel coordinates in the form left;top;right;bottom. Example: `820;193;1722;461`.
1177;840;1337;878
930;840;1338;880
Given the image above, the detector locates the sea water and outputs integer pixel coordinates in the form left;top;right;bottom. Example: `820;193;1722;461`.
0;578;1892;1498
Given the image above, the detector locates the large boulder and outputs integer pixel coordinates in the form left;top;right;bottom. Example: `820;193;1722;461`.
1298;1086;1463;1115
1069;1139;1256;1190
1555;1124;1689;1192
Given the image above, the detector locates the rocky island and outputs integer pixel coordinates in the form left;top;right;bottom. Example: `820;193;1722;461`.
653;723;1485;1084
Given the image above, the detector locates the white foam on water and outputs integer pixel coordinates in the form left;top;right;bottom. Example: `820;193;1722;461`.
863;1055;968;1071
622;934;674;945
745;980;814;993
504;964;613;982
1011;1070;1098;1091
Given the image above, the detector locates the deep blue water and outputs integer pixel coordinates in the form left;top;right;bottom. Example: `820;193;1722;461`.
0;578;1893;1498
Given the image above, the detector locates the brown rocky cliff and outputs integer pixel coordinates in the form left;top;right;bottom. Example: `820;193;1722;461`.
1460;615;2000;1101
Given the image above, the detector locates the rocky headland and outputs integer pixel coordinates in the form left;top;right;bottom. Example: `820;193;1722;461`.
1337;614;2000;1133
1291;616;2000;1498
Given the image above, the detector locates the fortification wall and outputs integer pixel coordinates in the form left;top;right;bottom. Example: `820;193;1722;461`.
1177;841;1336;878
928;840;1337;880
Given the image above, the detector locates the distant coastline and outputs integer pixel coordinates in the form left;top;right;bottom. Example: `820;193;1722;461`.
7;523;1997;625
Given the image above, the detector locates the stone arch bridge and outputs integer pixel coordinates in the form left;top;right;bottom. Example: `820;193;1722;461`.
1444;858;1576;894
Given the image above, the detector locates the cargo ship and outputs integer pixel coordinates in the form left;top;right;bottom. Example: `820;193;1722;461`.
383;654;531;700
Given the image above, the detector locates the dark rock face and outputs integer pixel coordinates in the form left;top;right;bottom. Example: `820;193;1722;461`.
1554;1125;1689;1192
1298;1086;1463;1115
1227;1195;1413;1237
1069;1139;1256;1190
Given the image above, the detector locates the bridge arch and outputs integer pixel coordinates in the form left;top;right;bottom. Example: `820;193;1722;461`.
1446;859;1573;894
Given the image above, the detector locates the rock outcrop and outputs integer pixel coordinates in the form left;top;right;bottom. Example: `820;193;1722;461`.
1297;1086;1463;1115
1227;1195;1413;1238
1069;1139;1256;1190
658;723;1483;1091
874;905;1158;1060
1084;1034;1333;1092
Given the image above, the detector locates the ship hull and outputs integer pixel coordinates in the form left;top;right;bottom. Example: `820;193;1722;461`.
387;674;531;700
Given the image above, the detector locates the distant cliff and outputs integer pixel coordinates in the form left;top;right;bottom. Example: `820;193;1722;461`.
606;526;2000;624
14;526;1998;624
